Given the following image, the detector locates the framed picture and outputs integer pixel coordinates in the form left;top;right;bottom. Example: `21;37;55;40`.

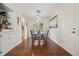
17;17;21;25
49;15;58;28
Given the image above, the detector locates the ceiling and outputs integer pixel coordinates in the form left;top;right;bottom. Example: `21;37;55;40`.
4;3;70;18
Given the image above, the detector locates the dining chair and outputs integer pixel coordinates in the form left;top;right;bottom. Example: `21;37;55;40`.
43;30;49;43
30;30;35;40
39;30;49;46
30;30;39;47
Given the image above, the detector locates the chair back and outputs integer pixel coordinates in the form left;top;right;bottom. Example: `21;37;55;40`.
46;30;49;39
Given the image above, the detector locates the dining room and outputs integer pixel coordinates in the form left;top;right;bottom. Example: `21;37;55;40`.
0;3;79;56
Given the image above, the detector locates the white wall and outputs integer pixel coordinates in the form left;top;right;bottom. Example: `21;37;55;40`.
0;11;22;55
0;34;1;56
27;17;49;37
49;29;58;43
75;3;79;55
49;4;79;55
8;12;22;45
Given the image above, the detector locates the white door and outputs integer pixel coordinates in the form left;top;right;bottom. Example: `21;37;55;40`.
61;4;77;55
75;4;79;55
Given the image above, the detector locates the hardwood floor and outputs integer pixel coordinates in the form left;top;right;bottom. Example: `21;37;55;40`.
5;37;71;56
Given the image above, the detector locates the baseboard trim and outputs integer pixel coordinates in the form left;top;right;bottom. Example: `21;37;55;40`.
48;38;72;56
4;40;22;56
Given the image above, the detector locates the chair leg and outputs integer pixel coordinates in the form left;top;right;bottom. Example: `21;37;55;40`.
31;39;34;49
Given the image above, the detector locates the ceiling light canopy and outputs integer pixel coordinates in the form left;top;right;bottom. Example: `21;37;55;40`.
36;10;41;22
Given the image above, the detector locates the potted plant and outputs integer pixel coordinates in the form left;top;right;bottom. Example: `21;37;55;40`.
0;15;4;31
0;11;10;31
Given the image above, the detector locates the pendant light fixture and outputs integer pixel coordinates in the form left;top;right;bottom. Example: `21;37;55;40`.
36;10;41;22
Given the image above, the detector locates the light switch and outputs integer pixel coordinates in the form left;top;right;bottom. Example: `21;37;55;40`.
73;28;75;30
